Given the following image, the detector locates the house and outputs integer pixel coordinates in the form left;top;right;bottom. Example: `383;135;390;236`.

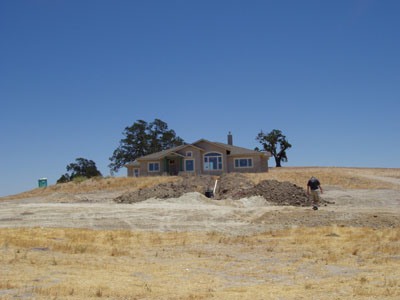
125;133;271;177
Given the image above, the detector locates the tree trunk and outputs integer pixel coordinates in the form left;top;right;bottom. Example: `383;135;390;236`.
275;157;281;167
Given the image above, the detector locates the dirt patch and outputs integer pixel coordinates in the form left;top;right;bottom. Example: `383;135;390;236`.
114;173;329;207
1;168;399;235
42;191;121;203
217;173;316;206
242;180;312;206
114;175;217;203
252;209;400;228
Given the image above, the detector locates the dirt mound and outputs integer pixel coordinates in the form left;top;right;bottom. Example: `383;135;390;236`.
217;173;313;206
217;173;255;199
244;180;311;206
114;175;216;204
114;173;328;206
145;192;217;205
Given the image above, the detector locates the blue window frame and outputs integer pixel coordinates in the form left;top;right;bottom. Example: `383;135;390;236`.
204;152;222;170
134;168;139;177
185;159;194;172
149;162;160;172
234;158;253;168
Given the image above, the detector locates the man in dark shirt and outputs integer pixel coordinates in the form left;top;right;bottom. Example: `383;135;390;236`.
307;176;323;210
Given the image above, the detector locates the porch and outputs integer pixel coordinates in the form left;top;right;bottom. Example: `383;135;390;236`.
163;155;184;175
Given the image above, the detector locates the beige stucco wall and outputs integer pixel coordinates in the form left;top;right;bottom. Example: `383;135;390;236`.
227;155;269;173
176;145;202;175
127;167;134;177
260;156;269;172
136;160;163;177
127;143;269;177
192;141;228;175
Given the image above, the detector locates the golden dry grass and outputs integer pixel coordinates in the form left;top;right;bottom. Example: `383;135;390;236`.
0;227;399;299
1;176;180;201
2;167;399;201
246;167;400;189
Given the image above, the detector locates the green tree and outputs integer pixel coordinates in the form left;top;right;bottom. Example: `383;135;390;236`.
56;173;70;184
108;119;184;173
57;158;102;183
256;129;292;167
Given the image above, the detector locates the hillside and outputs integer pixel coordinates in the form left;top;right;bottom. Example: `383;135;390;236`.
1;167;399;201
1;167;399;299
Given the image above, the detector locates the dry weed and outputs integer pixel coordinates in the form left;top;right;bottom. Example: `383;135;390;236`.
0;226;399;299
245;167;400;189
1;176;180;200
2;167;399;201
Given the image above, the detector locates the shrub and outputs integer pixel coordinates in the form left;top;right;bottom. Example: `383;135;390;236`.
72;176;88;183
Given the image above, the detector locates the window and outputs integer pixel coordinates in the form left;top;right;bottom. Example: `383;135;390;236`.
204;152;223;170
234;158;253;168
185;159;194;172
134;168;139;177
186;151;192;157
148;162;160;172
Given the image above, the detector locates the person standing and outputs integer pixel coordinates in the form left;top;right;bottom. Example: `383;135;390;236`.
307;176;323;210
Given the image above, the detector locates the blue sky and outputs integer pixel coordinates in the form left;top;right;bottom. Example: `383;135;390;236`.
1;0;399;197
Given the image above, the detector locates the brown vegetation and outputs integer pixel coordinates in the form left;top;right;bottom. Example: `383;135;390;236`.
1;167;399;299
0;226;399;299
246;167;400;189
1;176;180;201
2;167;399;202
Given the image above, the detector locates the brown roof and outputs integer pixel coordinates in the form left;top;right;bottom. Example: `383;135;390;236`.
127;139;271;166
137;145;186;161
125;161;140;168
212;142;270;156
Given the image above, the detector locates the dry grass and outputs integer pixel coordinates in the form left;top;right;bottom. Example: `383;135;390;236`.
2;167;399;201
246;167;400;189
1;176;180;200
0;226;399;299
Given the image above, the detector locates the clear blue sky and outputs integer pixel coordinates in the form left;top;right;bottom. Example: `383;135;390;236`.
1;0;399;197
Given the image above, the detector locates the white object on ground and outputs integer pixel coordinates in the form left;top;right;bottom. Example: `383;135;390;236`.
213;180;218;195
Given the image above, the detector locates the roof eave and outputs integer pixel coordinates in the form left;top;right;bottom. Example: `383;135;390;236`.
192;139;229;151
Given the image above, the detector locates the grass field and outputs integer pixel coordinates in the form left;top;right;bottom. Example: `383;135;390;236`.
2;167;399;201
246;167;400;189
1;167;400;299
0;176;180;200
0;227;399;299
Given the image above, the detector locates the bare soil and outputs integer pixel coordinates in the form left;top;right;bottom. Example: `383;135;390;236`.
114;173;332;206
0;173;399;234
1;168;399;299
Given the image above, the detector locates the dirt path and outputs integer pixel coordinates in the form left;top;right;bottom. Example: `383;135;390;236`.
362;175;400;185
0;186;399;235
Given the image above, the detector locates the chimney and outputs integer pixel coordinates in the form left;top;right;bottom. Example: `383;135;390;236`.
227;132;233;145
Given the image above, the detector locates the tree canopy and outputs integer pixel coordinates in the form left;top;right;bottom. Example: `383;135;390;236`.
256;129;292;167
57;158;102;183
108;119;184;173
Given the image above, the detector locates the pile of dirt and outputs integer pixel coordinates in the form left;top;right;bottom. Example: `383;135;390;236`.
243;180;312;206
114;173;328;207
217;173;255;199
217;173;313;206
114;175;217;204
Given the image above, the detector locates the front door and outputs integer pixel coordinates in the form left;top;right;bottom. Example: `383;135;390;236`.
168;159;179;175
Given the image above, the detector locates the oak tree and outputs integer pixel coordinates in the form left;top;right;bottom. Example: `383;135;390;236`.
256;129;292;167
57;158;102;183
108;119;184;173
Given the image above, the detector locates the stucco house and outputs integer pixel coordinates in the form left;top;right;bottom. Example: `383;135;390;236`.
125;133;271;177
